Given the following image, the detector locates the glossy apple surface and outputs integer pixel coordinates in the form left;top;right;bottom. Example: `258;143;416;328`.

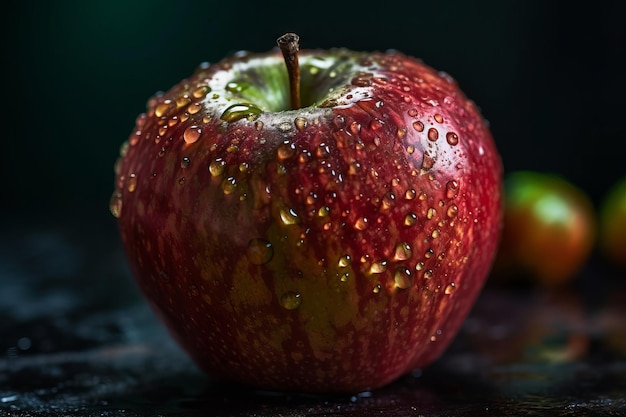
111;44;502;392
494;171;595;286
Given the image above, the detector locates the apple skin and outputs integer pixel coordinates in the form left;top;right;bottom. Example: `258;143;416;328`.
111;47;502;393
493;171;595;287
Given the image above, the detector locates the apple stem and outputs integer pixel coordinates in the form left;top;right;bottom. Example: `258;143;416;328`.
277;33;301;110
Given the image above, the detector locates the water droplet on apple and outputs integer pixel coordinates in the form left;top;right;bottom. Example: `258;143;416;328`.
278;122;292;132
221;177;237;194
178;177;186;186
381;192;396;210
445;283;456;294
183;126;202;144
209;159;226;176
427;128;439;141
372;284;381;294
186;102;202;115
279;206;300;225
447;204;459;218
127;173;137;193
192;85;211;99
277;142;296;160
446;132;459;146
421;155;435;171
340;273;349;282
338;255;351;268
434;114;444;123
412;121;424;132
354;217;369;230
247;238;273;265
280;291;302;310
181;157;191;169
220;103;262;123
317;206;330;217
369;260;388;274
295;116;308;131
445;180;459;199
404;212;418;226
404;189;417;200
427;207;437;220
415;261;425;271
154;101;174;117
109;192;123;218
333;115;345;128
423;269;433;279
370;119;384;131
394;242;412;261
431;229;440;239
394;267;412;289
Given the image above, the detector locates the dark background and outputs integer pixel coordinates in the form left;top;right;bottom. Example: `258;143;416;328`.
4;0;625;223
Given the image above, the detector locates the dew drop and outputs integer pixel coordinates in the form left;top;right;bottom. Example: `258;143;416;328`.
154;101;173;117
394;267;412;289
446;132;459;146
427;128;439;141
109;192;123;218
372;284;381;294
412;121;424;132
446;180;459;199
280;291;302;310
247;238;273;265
369;260;388;274
295;116;308;131
333;115;345;128
127;173;137;193
338;254;351;268
183;126;202;144
427;207;437;220
277;142;296;160
220;103;262;122
424;269;433;279
340;273;349;282
415;261;425;271
221;177;237;194
255;120;264;130
181;157;191;169
404;189;417;200
434;113;444;123
431;229;440;239
404;212;418;226
394;242;412;261
209;159;226;176
176;96;191;108
445;283;456;295
279;206;300;225
424;248;434;259
192;85;211;99
381;192;396;210
354;217;369;230
317;206;330;217
421;155;435;171
447;204;459;218
187;102;202;115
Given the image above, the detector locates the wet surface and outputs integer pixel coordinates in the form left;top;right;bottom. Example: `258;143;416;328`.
1;215;625;416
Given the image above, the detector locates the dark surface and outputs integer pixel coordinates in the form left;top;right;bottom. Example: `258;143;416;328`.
1;215;625;416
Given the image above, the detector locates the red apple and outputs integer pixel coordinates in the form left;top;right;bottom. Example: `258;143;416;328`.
110;34;502;393
493;171;595;287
